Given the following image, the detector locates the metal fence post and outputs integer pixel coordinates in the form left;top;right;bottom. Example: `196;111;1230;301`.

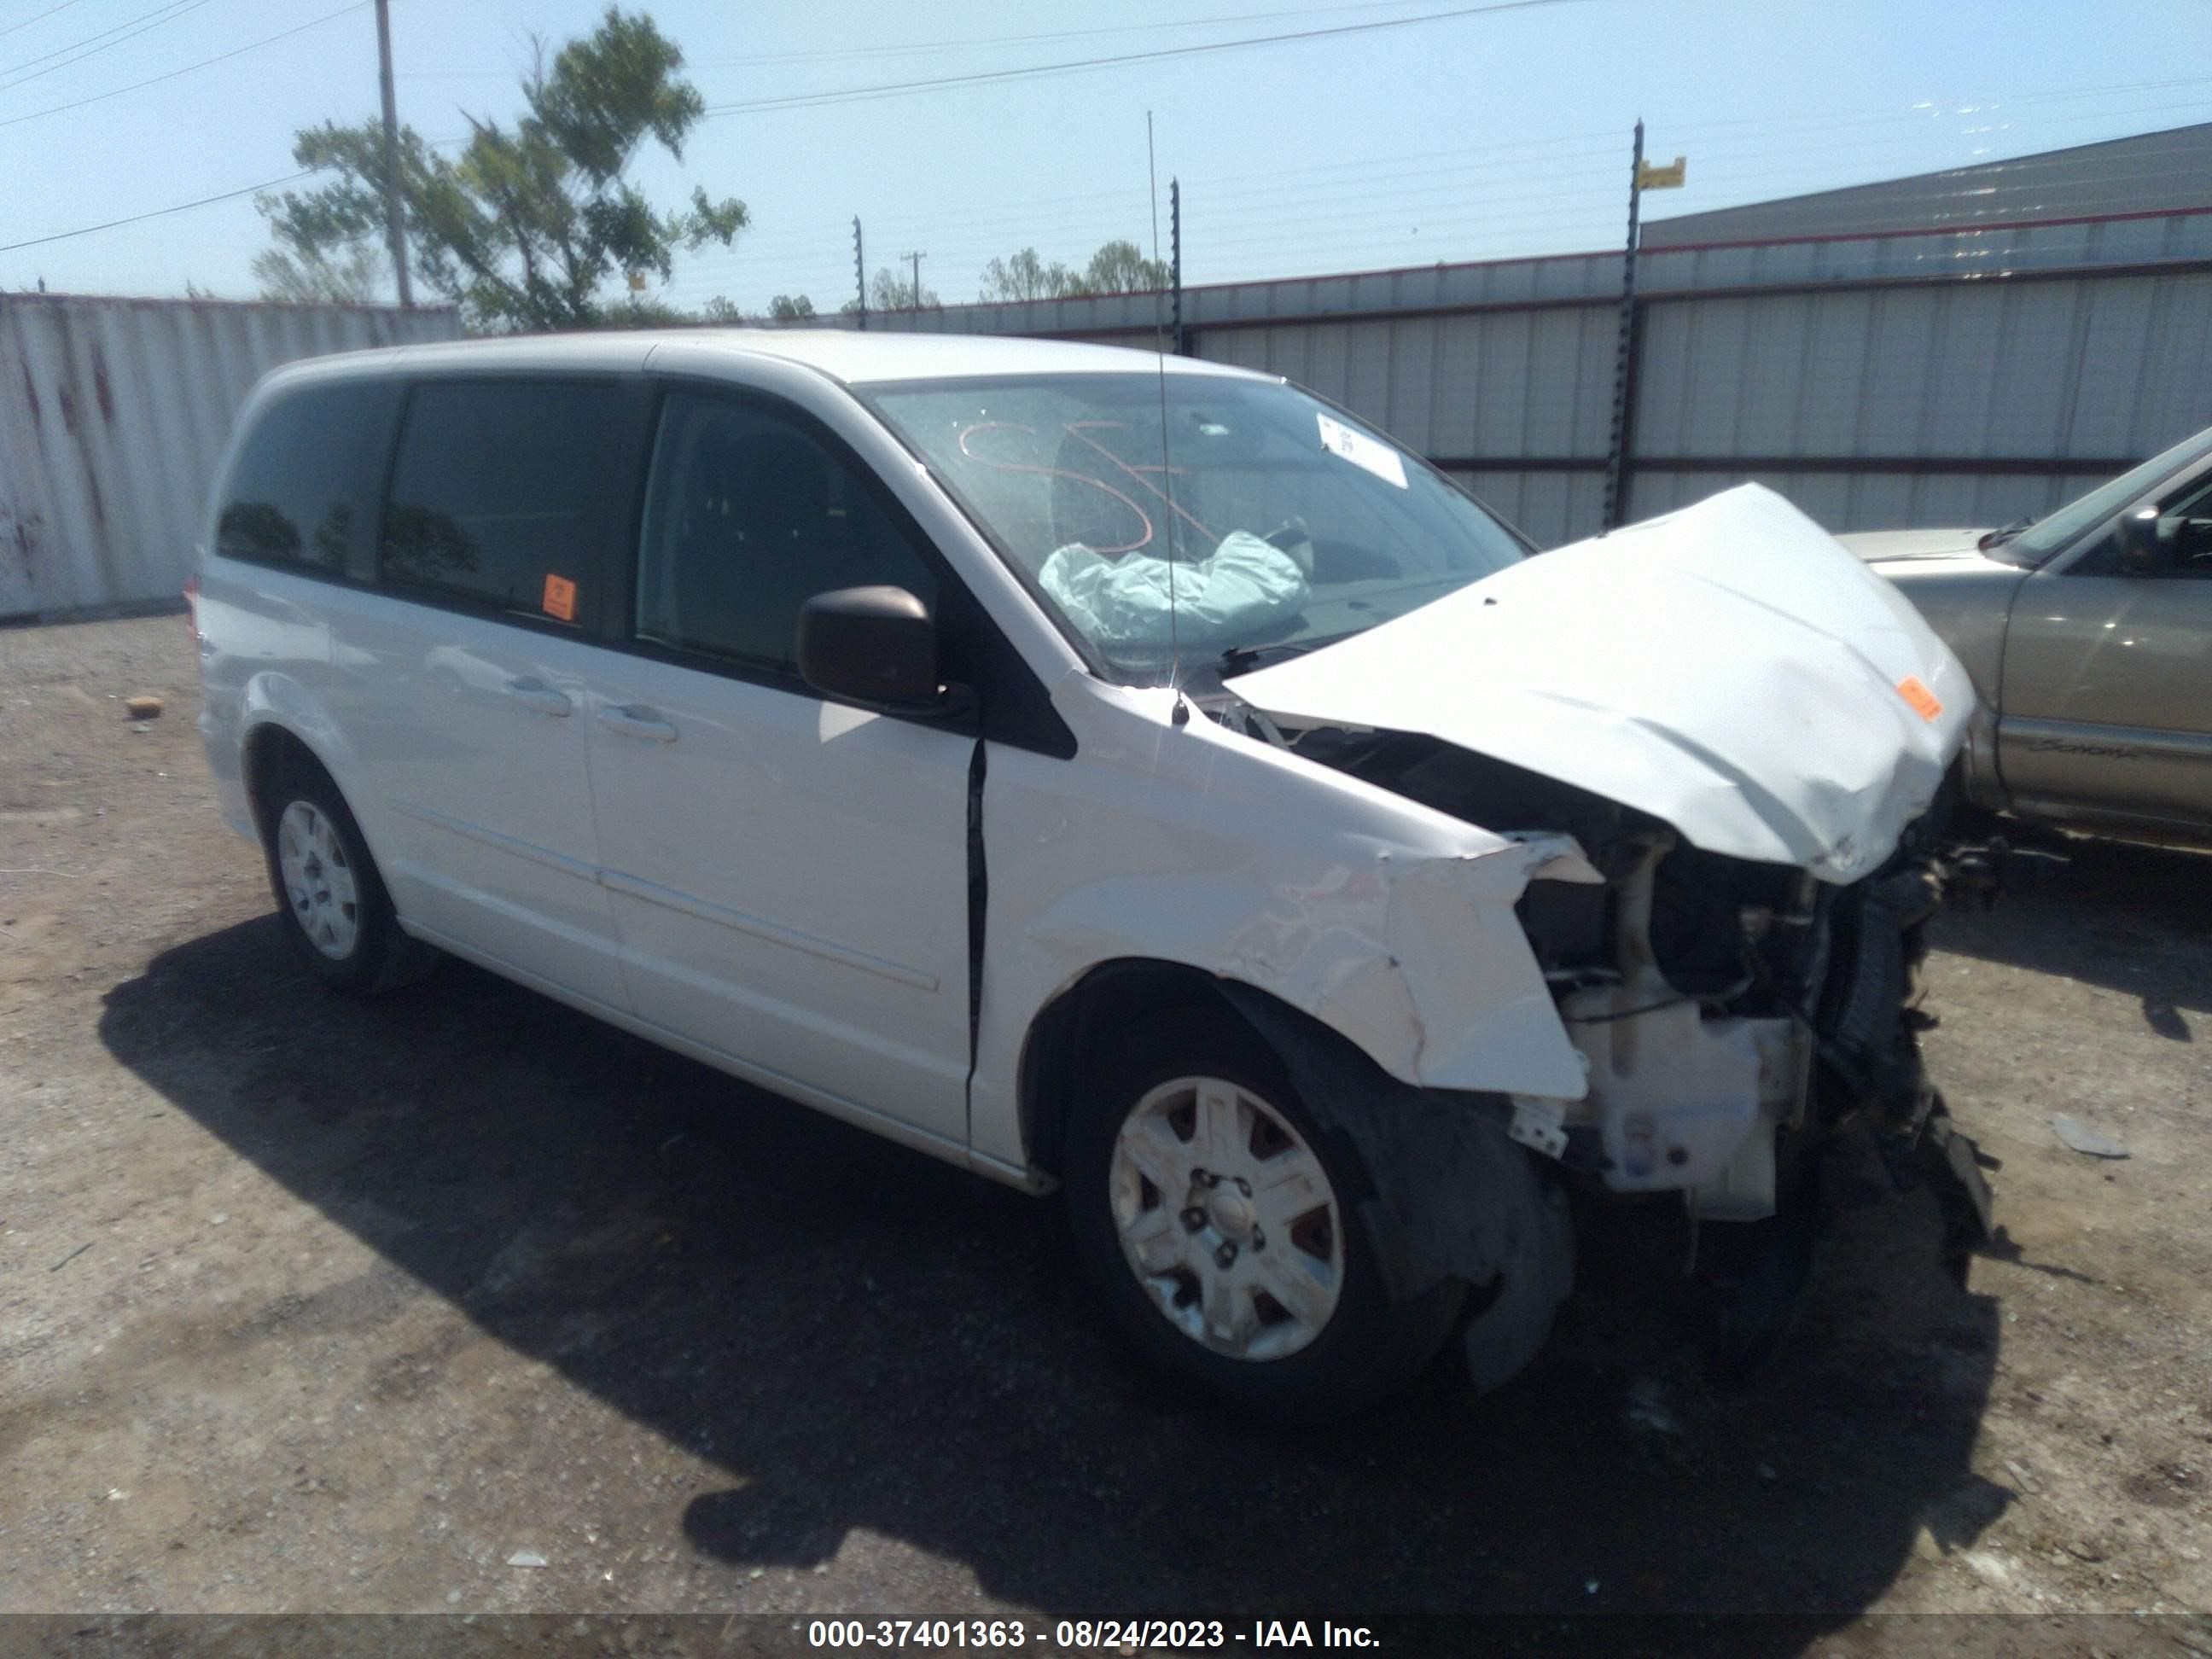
1601;119;1645;531
853;217;867;331
1171;178;1185;355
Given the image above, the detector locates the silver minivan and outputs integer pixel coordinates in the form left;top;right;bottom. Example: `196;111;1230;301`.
193;329;1990;1417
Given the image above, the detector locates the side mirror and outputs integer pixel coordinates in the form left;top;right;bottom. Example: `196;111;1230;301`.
797;585;940;710
2116;509;2164;576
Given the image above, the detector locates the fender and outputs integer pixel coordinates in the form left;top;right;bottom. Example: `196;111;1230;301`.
964;681;1602;1175
234;672;394;869
1016;836;1595;1098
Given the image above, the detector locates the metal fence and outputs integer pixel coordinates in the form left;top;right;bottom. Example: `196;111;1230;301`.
0;294;461;619
12;212;2207;619
856;208;2212;547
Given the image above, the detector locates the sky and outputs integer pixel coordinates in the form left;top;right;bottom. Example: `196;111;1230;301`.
3;0;2211;314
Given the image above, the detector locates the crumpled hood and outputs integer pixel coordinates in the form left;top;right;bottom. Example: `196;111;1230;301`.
1227;485;1975;882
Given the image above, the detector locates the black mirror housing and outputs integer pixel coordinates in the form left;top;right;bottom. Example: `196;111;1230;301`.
2116;510;2165;576
797;585;940;709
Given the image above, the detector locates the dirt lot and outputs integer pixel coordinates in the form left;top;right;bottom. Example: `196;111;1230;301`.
3;615;2209;1644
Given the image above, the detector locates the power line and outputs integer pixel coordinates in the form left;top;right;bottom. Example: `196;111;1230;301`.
3;0;200;73
393;0;1458;81
0;0;90;40
849;103;2212;256
0;170;310;253
686;96;2212;283
699;0;1586;118
0;1;370;129
0;0;218;91
701;0;1454;67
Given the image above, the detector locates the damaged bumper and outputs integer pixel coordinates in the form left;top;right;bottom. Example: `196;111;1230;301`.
1509;819;1994;1258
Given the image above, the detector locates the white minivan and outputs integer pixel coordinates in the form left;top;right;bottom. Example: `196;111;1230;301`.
193;329;1992;1417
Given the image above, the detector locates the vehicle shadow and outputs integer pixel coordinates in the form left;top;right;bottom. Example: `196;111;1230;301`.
100;918;2001;1633
1931;835;2210;1042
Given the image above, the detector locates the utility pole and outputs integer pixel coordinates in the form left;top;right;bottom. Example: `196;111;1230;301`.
853;216;867;329
1169;178;1184;355
903;249;926;309
374;0;411;309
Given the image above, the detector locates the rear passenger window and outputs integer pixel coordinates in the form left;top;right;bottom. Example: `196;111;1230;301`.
635;392;938;672
218;381;399;575
380;380;627;624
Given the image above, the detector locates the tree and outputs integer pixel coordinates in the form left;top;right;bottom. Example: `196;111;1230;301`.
981;247;1081;303
256;8;747;332
765;293;816;321
867;267;938;311
978;237;1169;302
1080;238;1169;294
251;242;386;305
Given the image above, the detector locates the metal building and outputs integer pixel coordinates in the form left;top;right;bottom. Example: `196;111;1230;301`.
0;294;461;620
859;124;2212;546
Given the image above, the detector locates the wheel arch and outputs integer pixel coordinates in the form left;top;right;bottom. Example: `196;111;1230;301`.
1019;958;1295;1182
241;721;335;841
238;717;402;907
1026;955;1572;1377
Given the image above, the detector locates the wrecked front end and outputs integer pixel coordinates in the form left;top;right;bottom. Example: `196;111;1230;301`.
1216;720;1995;1382
1220;486;1998;1373
1310;731;1990;1243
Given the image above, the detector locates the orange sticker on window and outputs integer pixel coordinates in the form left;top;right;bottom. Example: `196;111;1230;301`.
1896;675;1943;723
541;573;578;622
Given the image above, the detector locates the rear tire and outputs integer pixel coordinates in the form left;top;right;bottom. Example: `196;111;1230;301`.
259;757;433;995
1063;1008;1463;1421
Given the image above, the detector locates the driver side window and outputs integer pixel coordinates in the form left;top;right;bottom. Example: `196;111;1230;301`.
2149;475;2212;578
2072;470;2212;579
635;391;939;673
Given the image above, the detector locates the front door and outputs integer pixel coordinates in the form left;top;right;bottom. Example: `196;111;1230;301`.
2000;471;2212;833
582;386;975;1149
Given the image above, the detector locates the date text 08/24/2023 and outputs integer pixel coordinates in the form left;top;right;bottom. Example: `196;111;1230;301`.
806;1620;1381;1649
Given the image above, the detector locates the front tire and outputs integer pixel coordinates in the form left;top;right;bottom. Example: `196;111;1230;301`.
1063;1009;1462;1420
259;759;428;994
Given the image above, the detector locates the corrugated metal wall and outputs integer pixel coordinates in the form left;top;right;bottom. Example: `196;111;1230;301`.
1193;308;1617;545
0;294;461;618
15;221;2209;612
1627;269;2212;533
858;210;2212;548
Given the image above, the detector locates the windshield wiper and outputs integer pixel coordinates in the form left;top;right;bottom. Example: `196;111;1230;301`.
1218;640;1313;676
1978;515;2035;550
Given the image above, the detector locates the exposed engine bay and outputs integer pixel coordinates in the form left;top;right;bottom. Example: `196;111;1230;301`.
1242;721;1994;1266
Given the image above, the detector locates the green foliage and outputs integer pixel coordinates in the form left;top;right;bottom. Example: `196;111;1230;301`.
1081;239;1170;294
257;8;747;332
252;242;386;305
868;267;938;311
979;238;1170;303
979;247;1075;303
765;293;816;321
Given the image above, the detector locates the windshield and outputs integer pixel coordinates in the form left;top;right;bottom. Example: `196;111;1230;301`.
2001;425;2212;566
861;372;1528;684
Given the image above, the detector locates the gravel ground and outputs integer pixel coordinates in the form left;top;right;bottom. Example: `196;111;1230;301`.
2;615;2208;1646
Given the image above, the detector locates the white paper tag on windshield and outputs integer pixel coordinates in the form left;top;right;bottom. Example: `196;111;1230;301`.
1316;412;1408;489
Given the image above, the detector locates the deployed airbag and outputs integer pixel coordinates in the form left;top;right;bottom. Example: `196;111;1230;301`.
1039;531;1308;649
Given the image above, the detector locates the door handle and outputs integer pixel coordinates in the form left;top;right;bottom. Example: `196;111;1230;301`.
503;677;573;717
597;703;678;742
